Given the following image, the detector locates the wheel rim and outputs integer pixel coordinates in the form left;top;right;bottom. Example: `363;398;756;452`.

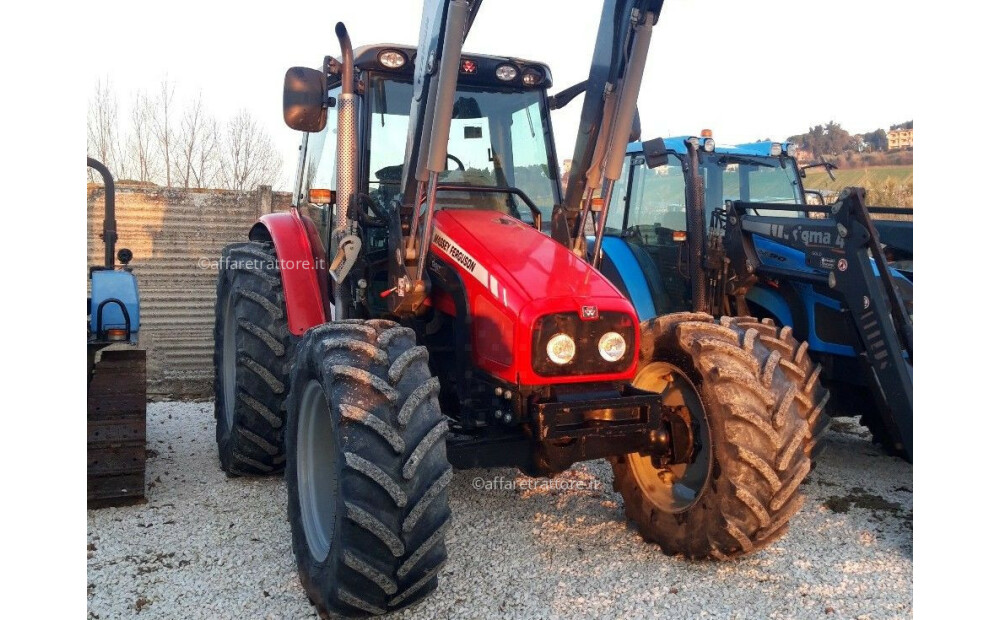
221;293;237;428
297;379;338;563
627;362;712;513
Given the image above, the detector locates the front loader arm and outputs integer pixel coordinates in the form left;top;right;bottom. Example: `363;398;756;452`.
557;0;663;253
728;188;913;459
388;0;662;314
385;0;476;315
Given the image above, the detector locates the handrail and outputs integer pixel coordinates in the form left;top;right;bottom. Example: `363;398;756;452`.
435;183;544;230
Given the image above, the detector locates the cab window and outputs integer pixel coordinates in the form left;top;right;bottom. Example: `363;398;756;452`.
606;153;688;233
298;86;342;247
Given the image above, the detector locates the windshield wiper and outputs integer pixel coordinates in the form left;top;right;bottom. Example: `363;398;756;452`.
713;155;776;168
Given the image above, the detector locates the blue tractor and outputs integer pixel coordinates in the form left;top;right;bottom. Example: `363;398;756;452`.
593;134;913;459
87;158;146;505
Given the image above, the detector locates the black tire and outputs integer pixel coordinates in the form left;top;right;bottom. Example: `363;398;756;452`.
286;319;452;617
725;316;831;462
611;312;814;559
213;241;295;475
860;408;907;457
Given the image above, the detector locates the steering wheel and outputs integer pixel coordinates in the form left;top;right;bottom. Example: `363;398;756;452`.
446;153;465;171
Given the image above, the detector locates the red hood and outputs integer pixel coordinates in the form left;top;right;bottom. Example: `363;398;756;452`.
432;210;625;305
430;209;639;386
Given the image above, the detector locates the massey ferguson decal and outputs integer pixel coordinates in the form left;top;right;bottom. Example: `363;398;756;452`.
432;228;490;288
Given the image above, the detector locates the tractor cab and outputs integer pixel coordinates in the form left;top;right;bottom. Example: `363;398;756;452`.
605;134;806;237
292;45;562;260
597;134;807;318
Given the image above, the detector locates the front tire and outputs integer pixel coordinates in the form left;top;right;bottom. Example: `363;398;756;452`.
612;313;815;559
726;316;831;462
286;320;452;617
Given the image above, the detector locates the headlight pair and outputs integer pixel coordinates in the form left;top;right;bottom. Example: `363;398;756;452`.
545;331;627;365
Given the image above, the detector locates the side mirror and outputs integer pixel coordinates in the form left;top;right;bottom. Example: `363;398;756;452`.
641;136;669;169
283;67;328;132
804;190;826;206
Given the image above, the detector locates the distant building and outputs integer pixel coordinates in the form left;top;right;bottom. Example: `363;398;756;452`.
562;159;573;177
561;159;573;193
887;128;913;150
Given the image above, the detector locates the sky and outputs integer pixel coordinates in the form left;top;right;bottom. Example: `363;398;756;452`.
85;0;916;190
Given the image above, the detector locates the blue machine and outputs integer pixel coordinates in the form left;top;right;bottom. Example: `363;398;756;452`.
87;158;141;345
90;269;141;344
87;158;146;506
595;134;913;458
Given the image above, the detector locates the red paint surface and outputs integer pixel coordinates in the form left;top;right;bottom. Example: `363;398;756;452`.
257;209;327;335
430;210;639;386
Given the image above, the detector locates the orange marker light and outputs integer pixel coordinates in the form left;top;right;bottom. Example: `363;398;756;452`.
672;231;687;242
700;129;713;138
108;328;128;340
309;188;333;204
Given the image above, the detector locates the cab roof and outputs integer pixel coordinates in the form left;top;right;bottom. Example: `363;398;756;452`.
625;136;796;157
342;44;554;90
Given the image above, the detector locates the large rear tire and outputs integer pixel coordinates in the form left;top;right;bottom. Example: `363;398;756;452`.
286;319;452;617
612;312;815;559
213;241;295;475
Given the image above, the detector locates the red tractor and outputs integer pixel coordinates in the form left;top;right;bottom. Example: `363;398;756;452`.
213;0;823;615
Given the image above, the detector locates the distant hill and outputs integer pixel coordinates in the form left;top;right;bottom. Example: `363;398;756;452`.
802;165;913;208
787;120;913;157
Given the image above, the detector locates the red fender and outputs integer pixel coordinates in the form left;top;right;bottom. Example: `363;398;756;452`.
250;208;329;336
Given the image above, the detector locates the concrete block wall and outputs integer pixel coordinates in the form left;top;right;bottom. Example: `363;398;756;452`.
87;184;293;398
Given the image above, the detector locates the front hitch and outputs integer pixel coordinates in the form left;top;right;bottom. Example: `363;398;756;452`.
530;383;696;476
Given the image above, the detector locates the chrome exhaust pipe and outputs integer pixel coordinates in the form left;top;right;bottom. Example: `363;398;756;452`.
333;22;357;319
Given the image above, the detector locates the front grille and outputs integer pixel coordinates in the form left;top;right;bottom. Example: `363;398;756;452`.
531;311;634;377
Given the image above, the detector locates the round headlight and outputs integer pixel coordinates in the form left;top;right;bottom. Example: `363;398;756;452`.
378;50;406;69
703;138;716;152
546;333;576;365
522;68;543;86
598;331;627;362
496;64;517;81
785;143;797;157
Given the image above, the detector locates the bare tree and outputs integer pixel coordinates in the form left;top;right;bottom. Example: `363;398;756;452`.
152;79;176;187
177;95;220;188
219;109;282;191
194;116;221;188
125;91;159;184
89;78;284;191
87;79;124;181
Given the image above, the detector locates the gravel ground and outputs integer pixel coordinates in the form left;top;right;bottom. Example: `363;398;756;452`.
87;402;912;619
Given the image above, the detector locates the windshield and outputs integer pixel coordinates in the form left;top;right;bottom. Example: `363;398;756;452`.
368;75;560;222
702;153;803;216
605;151;805;234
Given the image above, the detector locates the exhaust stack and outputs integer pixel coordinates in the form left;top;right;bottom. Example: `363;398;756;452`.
333;22;357;319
